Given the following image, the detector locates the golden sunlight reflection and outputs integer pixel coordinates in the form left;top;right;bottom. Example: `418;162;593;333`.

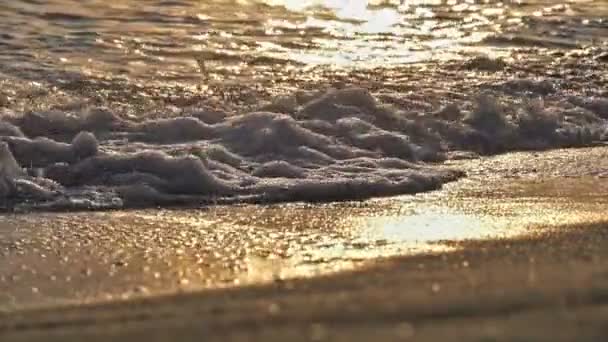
2;0;606;81
246;177;608;282
361;210;506;243
270;0;402;29
251;0;502;65
7;0;602;82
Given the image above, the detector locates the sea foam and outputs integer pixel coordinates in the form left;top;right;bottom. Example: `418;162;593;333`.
0;86;605;211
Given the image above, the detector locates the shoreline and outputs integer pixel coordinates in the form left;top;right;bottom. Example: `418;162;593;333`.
2;147;608;341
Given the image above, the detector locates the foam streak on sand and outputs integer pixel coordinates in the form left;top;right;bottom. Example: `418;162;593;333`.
0;83;607;211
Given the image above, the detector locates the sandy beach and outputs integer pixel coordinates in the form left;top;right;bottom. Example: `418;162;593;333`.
2;205;608;341
2;146;608;341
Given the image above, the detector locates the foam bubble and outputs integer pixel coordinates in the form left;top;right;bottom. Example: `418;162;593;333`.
0;121;24;138
0;142;23;179
12;108;121;140
0;86;606;211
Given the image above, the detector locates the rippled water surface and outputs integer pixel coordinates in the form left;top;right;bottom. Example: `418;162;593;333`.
1;0;607;82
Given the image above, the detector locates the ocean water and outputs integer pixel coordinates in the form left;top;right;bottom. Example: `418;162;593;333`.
0;0;608;211
1;0;607;80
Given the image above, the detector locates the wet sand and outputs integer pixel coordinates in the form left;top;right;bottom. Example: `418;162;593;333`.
3;220;608;341
2;146;608;341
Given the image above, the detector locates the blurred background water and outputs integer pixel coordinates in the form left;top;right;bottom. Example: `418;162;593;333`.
1;0;607;83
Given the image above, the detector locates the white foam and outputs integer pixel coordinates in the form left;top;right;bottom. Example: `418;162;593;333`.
0;86;606;210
